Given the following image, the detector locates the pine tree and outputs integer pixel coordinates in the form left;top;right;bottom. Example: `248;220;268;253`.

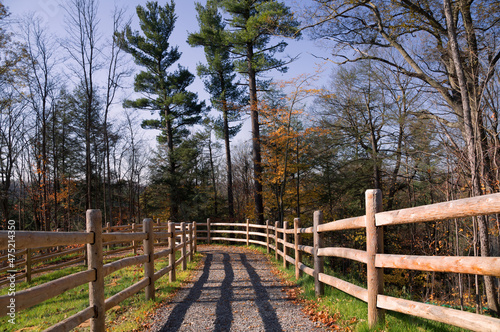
116;1;206;220
219;0;299;223
188;0;245;220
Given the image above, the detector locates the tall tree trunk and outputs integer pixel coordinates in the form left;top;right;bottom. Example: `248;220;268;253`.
208;136;217;216
85;85;92;210
386;87;405;210
296;136;300;217
42;97;49;231
221;79;235;220
105;137;112;224
165;108;178;220
365;93;381;190
444;0;499;315
247;42;264;224
52;104;58;229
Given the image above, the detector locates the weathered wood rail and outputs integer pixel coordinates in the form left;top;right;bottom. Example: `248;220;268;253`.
196;190;500;332
0;219;185;286
2;190;500;331
0;210;196;331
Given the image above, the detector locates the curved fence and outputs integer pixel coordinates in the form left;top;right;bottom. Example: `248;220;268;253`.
196;189;500;332
1;189;500;331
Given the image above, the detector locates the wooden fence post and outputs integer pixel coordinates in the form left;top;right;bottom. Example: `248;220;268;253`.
106;222;110;251
207;218;211;245
156;218;161;244
132;223;137;255
181;222;187;271
193;221;198;252
56;229;61;252
294;218;302;279
87;209;105;332
193;221;198;253
283;221;288;268
266;220;270;254
366;189;384;327
143;218;155;301
313;210;324;296
246;218;250;246
275;221;279;261
168;221;176;282
188;223;193;263
25;248;31;283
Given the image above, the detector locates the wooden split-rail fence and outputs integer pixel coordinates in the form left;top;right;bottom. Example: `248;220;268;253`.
195;189;500;332
0;221;156;287
1;189;500;331
0;210;196;331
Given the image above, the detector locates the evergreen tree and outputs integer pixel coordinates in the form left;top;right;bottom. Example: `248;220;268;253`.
219;0;299;223
116;1;206;220
188;0;245;220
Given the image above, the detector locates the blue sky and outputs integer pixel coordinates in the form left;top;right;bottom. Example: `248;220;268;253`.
5;0;333;146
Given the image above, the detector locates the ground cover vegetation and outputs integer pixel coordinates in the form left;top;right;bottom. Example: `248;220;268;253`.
0;250;201;331
1;0;499;321
250;244;466;331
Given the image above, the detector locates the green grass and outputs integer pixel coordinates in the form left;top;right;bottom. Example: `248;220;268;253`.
31;250;85;269
248;245;468;332
0;251;201;331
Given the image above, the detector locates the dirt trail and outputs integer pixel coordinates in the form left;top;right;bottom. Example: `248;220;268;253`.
148;245;326;332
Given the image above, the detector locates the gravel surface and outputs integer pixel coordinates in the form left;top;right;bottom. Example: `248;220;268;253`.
148;245;326;332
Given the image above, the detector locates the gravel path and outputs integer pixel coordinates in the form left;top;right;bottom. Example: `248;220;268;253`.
148;245;326;332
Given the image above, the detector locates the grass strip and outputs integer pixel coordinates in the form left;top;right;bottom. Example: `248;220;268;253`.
0;250;201;331
248;244;467;332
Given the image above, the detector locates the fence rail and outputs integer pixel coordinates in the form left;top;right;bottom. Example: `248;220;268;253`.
0;218;190;286
195;190;500;332
2;190;500;331
0;211;196;331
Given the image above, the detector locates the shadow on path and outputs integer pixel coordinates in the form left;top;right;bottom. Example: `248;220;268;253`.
213;253;234;332
240;253;284;332
158;254;213;332
156;250;286;332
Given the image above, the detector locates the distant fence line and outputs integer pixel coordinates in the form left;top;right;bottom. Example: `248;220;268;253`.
0;211;196;331
0;222;141;286
0;219;187;287
196;189;500;332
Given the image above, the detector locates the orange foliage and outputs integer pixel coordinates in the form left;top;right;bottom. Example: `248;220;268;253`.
259;70;326;218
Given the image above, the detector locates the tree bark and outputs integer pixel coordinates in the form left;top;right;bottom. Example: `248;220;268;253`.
220;74;235;220
165;107;178;220
208;135;218;216
247;42;264;224
443;0;499;315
